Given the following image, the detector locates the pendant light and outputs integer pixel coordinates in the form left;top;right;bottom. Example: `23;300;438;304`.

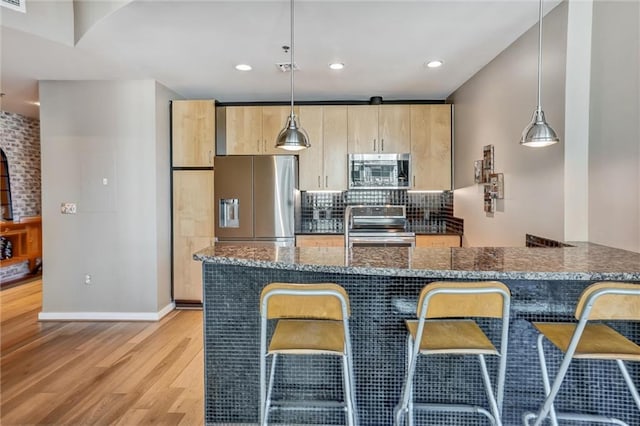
275;0;310;151
520;0;559;148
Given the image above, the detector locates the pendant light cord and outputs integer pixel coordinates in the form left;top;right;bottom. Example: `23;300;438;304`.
290;0;295;119
536;0;543;112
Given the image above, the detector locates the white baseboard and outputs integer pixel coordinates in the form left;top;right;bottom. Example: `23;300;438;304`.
38;302;176;322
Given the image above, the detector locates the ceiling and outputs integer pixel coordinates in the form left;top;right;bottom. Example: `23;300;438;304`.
1;0;561;118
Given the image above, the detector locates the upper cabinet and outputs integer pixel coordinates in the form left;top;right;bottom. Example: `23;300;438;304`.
172;100;216;167
218;106;299;155
298;106;348;191
347;105;410;154
410;104;452;190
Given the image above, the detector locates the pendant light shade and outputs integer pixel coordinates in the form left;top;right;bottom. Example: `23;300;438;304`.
276;115;309;151
520;0;559;148
275;0;310;151
521;110;560;147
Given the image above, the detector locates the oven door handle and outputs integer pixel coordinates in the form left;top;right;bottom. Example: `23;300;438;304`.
348;236;415;248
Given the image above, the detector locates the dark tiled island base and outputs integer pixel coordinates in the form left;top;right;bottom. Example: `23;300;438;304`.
203;264;639;426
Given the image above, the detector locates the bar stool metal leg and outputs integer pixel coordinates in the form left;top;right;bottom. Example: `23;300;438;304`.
478;354;502;426
536;334;559;426
406;334;414;426
617;360;640;411
262;354;278;426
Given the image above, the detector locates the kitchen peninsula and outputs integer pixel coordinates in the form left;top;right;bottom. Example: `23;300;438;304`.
195;244;640;425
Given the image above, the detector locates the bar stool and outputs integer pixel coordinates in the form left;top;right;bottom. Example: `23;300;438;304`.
523;282;640;426
394;281;511;426
259;282;357;426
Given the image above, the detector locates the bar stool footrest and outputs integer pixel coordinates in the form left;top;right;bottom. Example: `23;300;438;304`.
269;399;348;411
412;402;495;422
523;410;630;426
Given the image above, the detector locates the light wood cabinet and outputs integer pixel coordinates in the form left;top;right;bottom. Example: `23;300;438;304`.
348;105;410;154
296;235;344;247
410;105;452;190
223;106;262;155
262;106;295;155
171;100;215;167
415;234;460;248
378;105;411;153
298;106;348;191
221;106;299;155
172;170;214;303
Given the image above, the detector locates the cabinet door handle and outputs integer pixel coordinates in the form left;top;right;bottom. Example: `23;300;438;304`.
263;140;266;152
318;176;321;188
325;176;328;188
209;150;213;165
413;176;416;188
381;139;384;152
257;140;260;152
373;139;377;151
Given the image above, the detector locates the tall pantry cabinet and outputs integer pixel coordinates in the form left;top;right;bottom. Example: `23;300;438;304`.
171;100;215;305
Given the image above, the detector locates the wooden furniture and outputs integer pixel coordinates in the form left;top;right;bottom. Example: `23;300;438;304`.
347;105;410;154
296;234;344;247
0;217;41;270
219;106;299;155
524;282;640;426
171;100;216;305
415;234;460;248
395;281;511;426
410;104;452;190
298;106;348;191
171;100;215;167
259;283;356;425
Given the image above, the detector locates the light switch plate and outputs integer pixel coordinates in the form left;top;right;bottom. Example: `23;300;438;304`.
61;202;77;214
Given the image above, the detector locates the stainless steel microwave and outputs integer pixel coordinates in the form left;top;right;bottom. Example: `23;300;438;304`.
348;153;411;189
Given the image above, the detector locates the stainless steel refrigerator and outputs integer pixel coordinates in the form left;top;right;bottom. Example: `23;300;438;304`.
214;155;297;246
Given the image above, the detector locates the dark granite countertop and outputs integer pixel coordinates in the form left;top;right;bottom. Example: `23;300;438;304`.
194;242;640;281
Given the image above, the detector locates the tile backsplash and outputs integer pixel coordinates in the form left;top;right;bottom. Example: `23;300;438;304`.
298;190;463;234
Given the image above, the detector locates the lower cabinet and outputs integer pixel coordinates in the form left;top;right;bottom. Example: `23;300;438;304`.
296;235;344;247
172;170;214;303
415;235;461;248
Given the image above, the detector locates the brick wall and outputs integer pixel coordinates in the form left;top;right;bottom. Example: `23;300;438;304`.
0;111;41;218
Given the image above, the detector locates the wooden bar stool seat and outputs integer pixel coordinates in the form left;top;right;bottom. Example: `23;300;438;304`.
405;319;498;355
395;281;511;426
523;281;640;426
259;282;357;426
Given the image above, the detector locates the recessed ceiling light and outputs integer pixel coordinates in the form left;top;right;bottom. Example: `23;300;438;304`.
425;60;444;68
329;63;345;70
235;64;252;71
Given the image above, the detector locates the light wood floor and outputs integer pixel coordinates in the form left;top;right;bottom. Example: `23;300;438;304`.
0;280;204;425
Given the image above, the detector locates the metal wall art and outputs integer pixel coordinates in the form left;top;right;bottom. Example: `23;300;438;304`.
474;144;504;215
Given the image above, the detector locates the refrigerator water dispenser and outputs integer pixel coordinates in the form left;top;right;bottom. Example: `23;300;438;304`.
219;199;239;228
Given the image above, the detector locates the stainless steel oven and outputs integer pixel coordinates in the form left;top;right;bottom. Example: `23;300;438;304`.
344;205;415;247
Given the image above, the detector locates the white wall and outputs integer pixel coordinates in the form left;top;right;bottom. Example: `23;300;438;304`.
450;2;568;247
154;82;176;310
588;0;640;253
39;80;178;318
